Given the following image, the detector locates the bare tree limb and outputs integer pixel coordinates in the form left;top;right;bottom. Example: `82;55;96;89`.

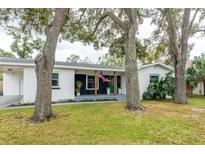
123;8;137;25
91;12;126;36
181;8;191;64
193;29;205;33
78;8;87;22
157;8;165;15
163;8;180;56
188;8;200;34
123;9;132;21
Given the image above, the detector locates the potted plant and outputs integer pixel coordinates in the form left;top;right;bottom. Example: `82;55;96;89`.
118;88;122;94
107;87;110;95
76;80;82;96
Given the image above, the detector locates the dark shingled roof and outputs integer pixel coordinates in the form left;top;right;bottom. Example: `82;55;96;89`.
0;57;124;71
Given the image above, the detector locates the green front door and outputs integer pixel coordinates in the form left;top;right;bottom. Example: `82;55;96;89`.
109;76;114;94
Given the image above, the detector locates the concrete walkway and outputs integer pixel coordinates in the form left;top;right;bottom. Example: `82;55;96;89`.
2;100;122;110
0;94;126;110
75;94;126;101
0;95;23;108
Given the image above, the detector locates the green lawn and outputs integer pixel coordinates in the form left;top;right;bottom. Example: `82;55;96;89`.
0;96;205;144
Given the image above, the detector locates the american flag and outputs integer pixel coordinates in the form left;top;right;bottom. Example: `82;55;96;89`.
98;71;111;83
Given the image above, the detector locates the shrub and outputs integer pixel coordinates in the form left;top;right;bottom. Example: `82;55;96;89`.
142;71;174;100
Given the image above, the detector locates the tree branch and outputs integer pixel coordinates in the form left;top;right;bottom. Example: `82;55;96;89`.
123;8;137;24
91;12;126;36
124;9;132;21
188;8;200;34
193;29;205;33
78;8;87;22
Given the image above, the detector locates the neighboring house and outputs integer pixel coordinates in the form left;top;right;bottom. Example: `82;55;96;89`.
186;60;205;96
0;58;172;103
193;81;204;95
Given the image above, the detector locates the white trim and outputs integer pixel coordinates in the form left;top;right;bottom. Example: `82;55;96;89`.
0;61;173;72
52;72;60;89
86;75;99;90
149;74;160;82
139;63;173;71
0;62;125;72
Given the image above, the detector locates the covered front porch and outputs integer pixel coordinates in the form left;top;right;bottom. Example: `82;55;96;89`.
74;69;126;97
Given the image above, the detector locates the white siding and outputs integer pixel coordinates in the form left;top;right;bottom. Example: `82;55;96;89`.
3;71;23;95
23;67;75;103
138;65;170;98
52;69;75;101
193;81;204;95
121;75;126;94
23;67;36;103
3;63;171;102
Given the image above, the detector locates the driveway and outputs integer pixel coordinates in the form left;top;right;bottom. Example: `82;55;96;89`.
0;95;23;108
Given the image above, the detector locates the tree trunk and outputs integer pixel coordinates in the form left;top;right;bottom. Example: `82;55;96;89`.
33;9;67;122
124;9;143;110
174;60;187;103
164;8;190;104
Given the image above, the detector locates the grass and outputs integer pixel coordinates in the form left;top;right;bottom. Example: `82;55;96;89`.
0;96;205;144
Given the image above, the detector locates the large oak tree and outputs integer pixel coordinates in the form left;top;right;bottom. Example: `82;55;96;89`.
33;9;67;122
90;9;144;110
151;8;205;103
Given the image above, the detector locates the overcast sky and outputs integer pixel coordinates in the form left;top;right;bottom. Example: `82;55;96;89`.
0;18;204;63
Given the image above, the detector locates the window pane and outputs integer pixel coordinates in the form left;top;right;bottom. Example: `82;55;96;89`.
52;73;58;79
88;83;95;89
52;73;59;86
52;80;59;86
87;76;95;89
150;75;159;82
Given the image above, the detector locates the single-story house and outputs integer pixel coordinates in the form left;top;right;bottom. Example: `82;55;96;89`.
193;81;205;95
0;57;173;103
186;60;205;96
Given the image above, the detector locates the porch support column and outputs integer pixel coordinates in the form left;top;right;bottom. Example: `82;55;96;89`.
114;72;117;96
95;70;98;96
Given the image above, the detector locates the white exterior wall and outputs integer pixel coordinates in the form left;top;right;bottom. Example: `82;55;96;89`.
3;63;171;102
23;67;36;103
193;81;204;95
3;71;23;95
121;75;126;94
138;65;170;99
23;67;75;103
52;69;75;101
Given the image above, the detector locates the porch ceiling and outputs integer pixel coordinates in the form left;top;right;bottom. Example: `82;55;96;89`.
75;69;125;75
0;65;24;73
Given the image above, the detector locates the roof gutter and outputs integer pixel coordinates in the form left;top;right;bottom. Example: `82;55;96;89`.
0;62;125;72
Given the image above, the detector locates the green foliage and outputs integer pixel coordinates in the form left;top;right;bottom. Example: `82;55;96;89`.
148;9;205;65
67;54;91;64
0;9;50;59
8;27;45;58
193;52;205;81
63;9;145;50
99;53;124;67
186;67;198;89
0;48;15;58
107;36;149;65
186;52;205;90
142;71;174;100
